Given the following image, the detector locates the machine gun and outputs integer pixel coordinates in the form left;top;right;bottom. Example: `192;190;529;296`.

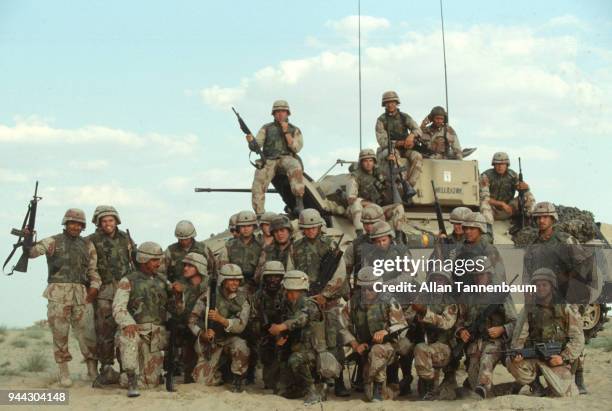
3;181;42;275
517;157;527;229
310;234;345;295
431;180;447;237
232;107;265;169
490;341;564;361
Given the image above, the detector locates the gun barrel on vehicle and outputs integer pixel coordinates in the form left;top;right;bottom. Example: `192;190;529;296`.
194;188;278;193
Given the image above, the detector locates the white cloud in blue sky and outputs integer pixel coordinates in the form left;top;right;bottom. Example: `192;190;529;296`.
0;0;611;326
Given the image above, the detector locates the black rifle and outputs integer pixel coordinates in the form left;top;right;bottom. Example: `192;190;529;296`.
517;157;527;229
386;130;417;203
194;188;278;193
203;276;218;360
164;317;177;392
451;275;519;359
491;341;564;361
310;234;345;295
431;180;447;236
4;181;42;275
232;107;265;169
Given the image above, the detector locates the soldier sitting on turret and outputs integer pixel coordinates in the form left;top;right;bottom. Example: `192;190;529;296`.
420;106;462;159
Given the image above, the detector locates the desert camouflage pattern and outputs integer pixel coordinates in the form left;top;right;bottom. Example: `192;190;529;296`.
480;168;536;220
255;241;295;282
413;304;458;380
420;123;462;159
507;304;585;396
217;236;262;287
161;240;216;282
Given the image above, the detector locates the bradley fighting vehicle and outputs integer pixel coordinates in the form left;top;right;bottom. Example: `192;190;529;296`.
197;154;612;341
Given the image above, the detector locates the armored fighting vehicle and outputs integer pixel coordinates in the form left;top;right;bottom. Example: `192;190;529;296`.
199;156;611;341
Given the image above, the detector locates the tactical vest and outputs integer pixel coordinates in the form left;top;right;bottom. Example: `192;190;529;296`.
351;167;386;205
264;241;292;269
216;288;248;339
254;288;283;326
526;304;568;346
88;229;132;284
262;122;295;159
463;302;508;334
524;229;572;279
350;294;389;343
283;296;325;352
167;240;209;282
125;270;168;325
292;235;332;284
379;111;411;141
177;280;207;324
483;168;518;204
227;237;262;282
46;232;90;285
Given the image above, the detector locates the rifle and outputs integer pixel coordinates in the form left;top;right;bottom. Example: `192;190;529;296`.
517;157;526;229
354;324;412;357
232;107;265;169
3;181;42;275
194;188;278;193
164;317;177;392
451;275;519;360
490;341;564;361
442;123;452;159
431;180;447;236
310;234;345;295
386;131;404;205
203;276;218;360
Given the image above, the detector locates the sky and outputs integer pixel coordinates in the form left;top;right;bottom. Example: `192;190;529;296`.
0;0;611;327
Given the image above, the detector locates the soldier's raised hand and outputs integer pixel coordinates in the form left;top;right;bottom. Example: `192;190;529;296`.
280;121;289;133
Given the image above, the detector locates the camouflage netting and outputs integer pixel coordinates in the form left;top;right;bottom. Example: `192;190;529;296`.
511;204;597;246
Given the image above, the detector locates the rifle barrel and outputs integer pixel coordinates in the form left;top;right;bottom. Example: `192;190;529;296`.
194;188;278;193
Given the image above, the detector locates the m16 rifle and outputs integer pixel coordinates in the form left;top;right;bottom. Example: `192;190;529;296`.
3;181;42;275
202;276;218;360
517;157;527;229
386;130;417;203
431;180;447;237
310;234;345;295
232;107;265;169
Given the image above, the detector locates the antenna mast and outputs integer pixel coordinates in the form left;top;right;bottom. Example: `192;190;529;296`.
440;0;449;118
358;0;363;150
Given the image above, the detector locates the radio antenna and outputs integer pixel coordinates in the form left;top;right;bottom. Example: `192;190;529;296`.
358;0;363;150
440;0;449;118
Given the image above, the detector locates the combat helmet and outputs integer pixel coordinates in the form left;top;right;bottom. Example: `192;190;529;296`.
530;267;558;289
429;106;448;120
135;241;163;264
270;215;293;233
261;260;285;278
259;212;277;225
358;148;377;163
369;221;394;239
92;205;121;226
299;208;323;229
361;204;385;224
381;91;400;106
218;263;244;283
175;220;197;239
356;266;380;287
182;252;208;276
271;100;291;115
282;270;309;291
449;207;472;224
427;270;452;284
491;152;510;165
62;208;87;228
462;212;487;232
235;210;257;227
228;213;239;231
531;202;558;221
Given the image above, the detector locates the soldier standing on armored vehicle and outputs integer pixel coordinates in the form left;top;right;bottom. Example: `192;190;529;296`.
245;100;305;216
268;270;340;405
420;106;462;159
250;261;285;391
190;264;251;392
255;215;295;280
340;267;409;402
455;258;517;398
346;148;406;240
480;152;535;223
257;211;277;247
506;268;585;397
113;242;183;397
375;90;423;194
291;208;349;397
88;205;135;387
26;208;101;387
161;220;216;282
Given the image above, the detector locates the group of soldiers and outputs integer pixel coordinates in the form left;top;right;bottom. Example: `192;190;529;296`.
21;93;594;403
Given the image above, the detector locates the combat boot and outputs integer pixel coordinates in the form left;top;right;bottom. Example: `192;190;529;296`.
372;382;383;402
58;363;72;388
510;382;523;395
529;377;545;397
231;374;244;393
474;385;488;399
437;370;457;400
127;371;140;398
417;378;435;400
86;360;98;381
402;184;416;202
303;385;322;406
399;355;413;396
575;369;588;395
334;376;350;397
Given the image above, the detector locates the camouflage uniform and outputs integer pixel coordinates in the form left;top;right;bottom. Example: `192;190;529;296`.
250;101;305;214
162;240;216;283
29;212;101;377
507;303;584;397
218;236;262;290
343;204;384;277
362;222;414;283
87;224;134;370
189;265;251;386
420;125;462;160
113;256;171;389
255;216;296;281
375;93;423;187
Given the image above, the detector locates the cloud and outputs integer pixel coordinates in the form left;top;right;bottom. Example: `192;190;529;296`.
0;117;199;155
0;168;27;183
200;84;247;110
544;15;588;31
68;160;109;171
327;15;390;41
44;184;164;209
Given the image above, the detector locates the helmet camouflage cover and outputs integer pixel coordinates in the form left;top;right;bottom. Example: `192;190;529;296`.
219;263;244;282
282;270;309;291
449;207;472;224
182;252;208;276
136;241;163;264
299;208;323;229
358;148;377;162
270;215;293;233
271;99;291;115
530;267;558;288
531;201;558;221
259;211;277;225
235;210;257;227
62;208;87;228
92;205;121;225
175;220;197;239
381;90;400;106
369;221;394;239
461;212;487;232
429;106;447;119
356;266;379;287
491;152;510;165
361;204;385;224
261;260;285;278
